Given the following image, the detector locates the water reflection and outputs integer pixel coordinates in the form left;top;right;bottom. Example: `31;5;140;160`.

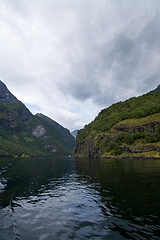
75;157;160;238
0;156;74;208
0;156;160;239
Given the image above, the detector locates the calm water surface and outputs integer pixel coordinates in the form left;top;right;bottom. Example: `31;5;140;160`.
0;156;160;239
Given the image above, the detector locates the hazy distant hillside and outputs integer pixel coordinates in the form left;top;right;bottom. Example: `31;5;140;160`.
75;85;160;158
0;80;75;157
71;129;79;139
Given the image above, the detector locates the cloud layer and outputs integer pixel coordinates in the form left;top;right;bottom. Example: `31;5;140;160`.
0;0;160;130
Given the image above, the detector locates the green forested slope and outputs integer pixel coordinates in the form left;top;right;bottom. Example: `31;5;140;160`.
0;101;75;157
75;85;160;158
0;81;75;157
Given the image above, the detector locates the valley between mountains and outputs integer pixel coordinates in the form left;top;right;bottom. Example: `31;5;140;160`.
0;80;160;158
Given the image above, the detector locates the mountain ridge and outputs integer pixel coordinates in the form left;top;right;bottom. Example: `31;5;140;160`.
0;80;18;103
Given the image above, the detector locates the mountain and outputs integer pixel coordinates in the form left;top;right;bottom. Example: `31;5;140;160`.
74;85;160;158
36;113;75;151
71;129;79;139
0;80;18;103
0;80;75;157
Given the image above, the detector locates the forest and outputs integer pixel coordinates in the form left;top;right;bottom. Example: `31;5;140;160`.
75;85;160;158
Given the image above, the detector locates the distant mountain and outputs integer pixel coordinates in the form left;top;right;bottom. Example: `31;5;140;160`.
75;85;160;158
0;80;75;157
71;129;79;139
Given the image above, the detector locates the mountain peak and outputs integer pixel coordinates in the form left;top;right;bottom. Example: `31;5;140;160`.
0;80;18;103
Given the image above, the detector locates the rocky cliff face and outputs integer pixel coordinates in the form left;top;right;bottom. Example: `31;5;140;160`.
31;125;47;137
74;114;160;158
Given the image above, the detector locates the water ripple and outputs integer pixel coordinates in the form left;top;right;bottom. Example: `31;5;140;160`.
0;157;160;239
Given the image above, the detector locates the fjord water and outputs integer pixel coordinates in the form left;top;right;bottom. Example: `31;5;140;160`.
0;157;160;240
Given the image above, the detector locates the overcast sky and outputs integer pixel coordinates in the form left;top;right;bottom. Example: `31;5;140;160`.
0;0;160;131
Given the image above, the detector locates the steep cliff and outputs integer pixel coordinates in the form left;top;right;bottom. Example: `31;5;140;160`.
74;85;160;158
0;80;75;157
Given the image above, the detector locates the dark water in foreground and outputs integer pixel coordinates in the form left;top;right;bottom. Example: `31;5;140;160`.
0;157;160;240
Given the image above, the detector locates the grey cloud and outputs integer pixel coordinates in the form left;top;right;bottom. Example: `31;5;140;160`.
138;15;160;48
47;1;159;108
68;80;101;102
112;33;135;58
138;73;160;94
60;1;159;107
0;0;160;130
58;59;102;102
101;34;137;86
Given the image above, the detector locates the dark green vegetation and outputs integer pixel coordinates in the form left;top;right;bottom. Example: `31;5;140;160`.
0;80;75;157
75;85;160;158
